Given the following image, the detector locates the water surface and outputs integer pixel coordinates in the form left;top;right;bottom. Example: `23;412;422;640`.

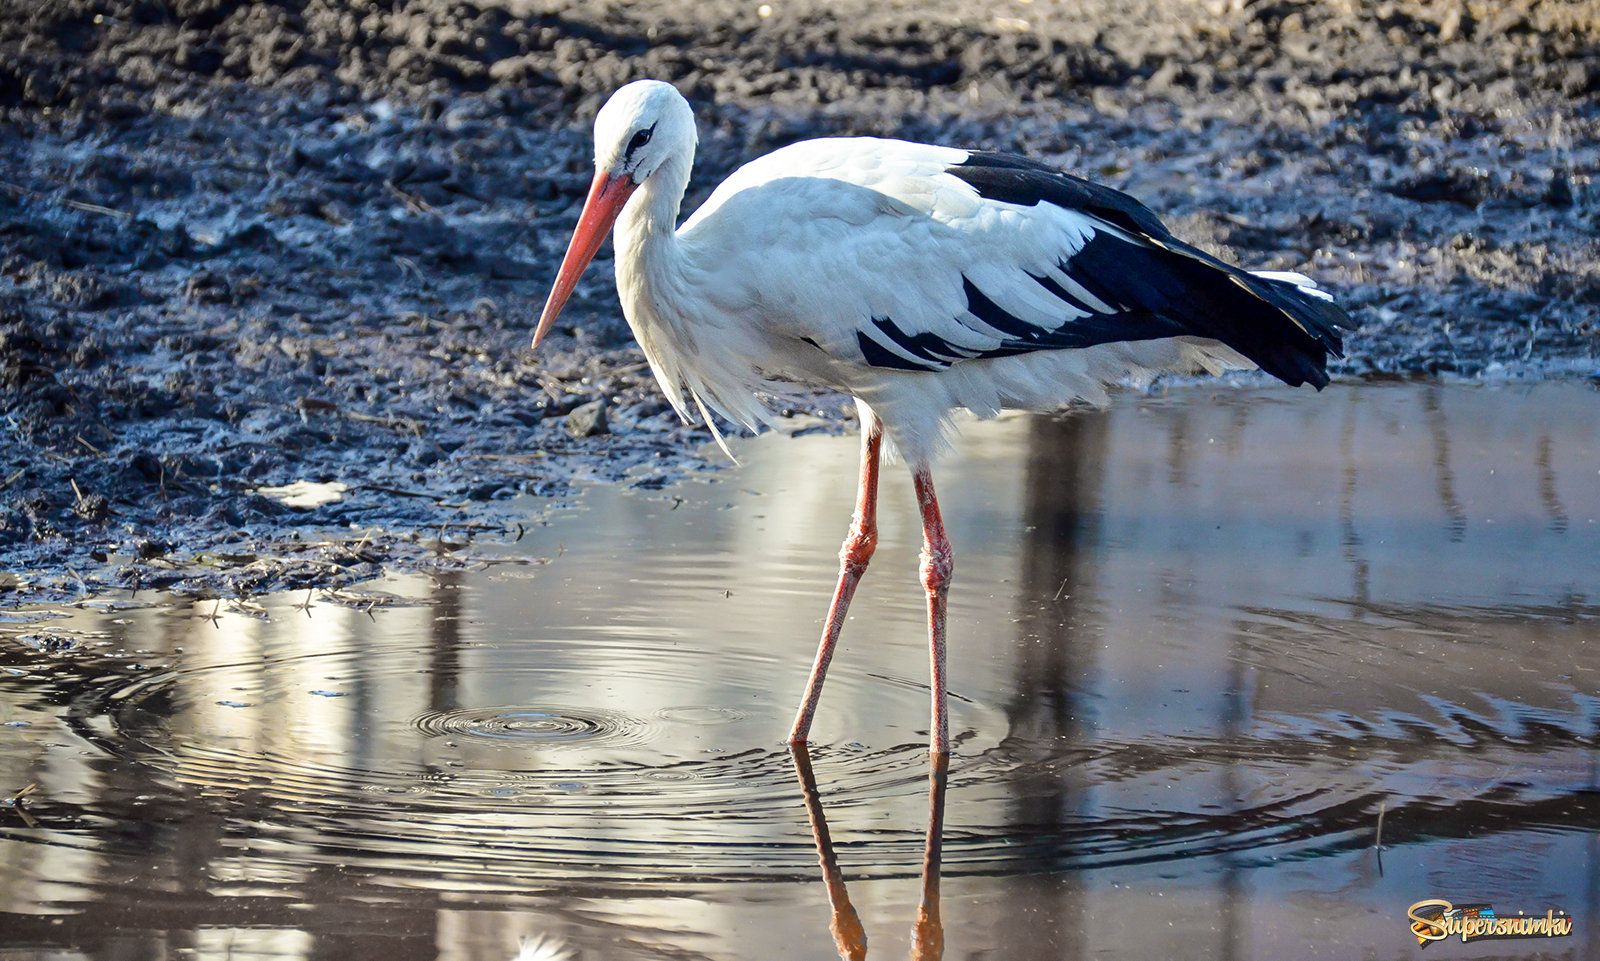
2;380;1598;960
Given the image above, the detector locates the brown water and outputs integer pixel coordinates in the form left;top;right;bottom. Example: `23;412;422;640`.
3;380;1598;960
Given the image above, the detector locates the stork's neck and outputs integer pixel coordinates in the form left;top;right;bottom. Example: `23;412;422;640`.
608;149;706;431
613;152;692;299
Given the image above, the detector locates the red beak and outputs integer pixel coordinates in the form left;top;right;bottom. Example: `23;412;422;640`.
532;170;638;349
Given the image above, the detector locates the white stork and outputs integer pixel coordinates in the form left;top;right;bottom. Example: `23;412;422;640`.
533;80;1348;755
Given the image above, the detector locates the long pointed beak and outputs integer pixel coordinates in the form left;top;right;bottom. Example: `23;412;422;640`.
532;170;638;350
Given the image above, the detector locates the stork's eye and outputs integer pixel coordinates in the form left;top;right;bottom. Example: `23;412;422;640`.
626;127;653;156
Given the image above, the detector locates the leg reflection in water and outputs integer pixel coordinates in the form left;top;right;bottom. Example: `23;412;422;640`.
790;745;949;961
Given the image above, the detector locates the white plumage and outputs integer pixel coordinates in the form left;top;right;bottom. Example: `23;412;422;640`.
663;137;1229;456
534;80;1349;754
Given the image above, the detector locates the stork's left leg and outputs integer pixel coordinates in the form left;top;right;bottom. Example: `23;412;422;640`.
790;414;883;746
912;467;953;755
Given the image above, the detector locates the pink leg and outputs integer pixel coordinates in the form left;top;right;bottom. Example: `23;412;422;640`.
913;468;953;755
790;414;883;745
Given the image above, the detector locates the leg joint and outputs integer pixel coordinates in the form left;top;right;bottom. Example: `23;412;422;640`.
919;542;953;592
840;524;878;572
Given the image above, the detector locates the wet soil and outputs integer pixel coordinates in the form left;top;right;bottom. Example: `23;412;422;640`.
1;0;1597;600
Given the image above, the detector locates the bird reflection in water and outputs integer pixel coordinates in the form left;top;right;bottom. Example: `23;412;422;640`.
790;745;948;961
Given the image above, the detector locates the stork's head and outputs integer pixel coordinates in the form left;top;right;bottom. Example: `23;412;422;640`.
533;81;697;349
593;79;697;187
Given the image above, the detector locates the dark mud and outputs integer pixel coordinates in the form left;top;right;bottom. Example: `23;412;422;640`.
1;0;1597;600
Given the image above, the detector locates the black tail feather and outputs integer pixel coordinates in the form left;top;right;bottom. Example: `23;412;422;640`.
949;151;1353;389
1069;231;1350;388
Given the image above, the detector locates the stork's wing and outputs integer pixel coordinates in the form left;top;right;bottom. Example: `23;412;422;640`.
938;152;1348;387
684;140;1348;391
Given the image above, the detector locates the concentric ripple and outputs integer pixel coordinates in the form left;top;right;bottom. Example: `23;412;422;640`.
8;606;1591;892
412;706;647;745
7;614;963;886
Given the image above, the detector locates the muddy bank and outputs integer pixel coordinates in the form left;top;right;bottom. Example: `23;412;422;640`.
1;0;1597;601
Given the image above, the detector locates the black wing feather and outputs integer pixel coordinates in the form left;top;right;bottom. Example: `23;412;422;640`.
946;151;1350;388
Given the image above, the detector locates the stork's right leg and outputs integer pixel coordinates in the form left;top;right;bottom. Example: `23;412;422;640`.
789;411;883;745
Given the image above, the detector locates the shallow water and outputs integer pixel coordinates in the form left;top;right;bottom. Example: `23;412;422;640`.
3;380;1598;960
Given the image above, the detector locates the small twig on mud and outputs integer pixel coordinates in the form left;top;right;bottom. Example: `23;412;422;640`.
74;434;104;456
1054;577;1070;601
199;599;224;628
384;179;436;215
1;178;128;219
69;478;87;511
63;198;131;219
0;179;127;219
2;783;39;829
1374;800;1385;850
438;521;499;534
229;597;269;619
460;451;548;462
292;589;316;617
343;410;425;434
393;255;423;280
358;484;437;499
0;468;25;492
